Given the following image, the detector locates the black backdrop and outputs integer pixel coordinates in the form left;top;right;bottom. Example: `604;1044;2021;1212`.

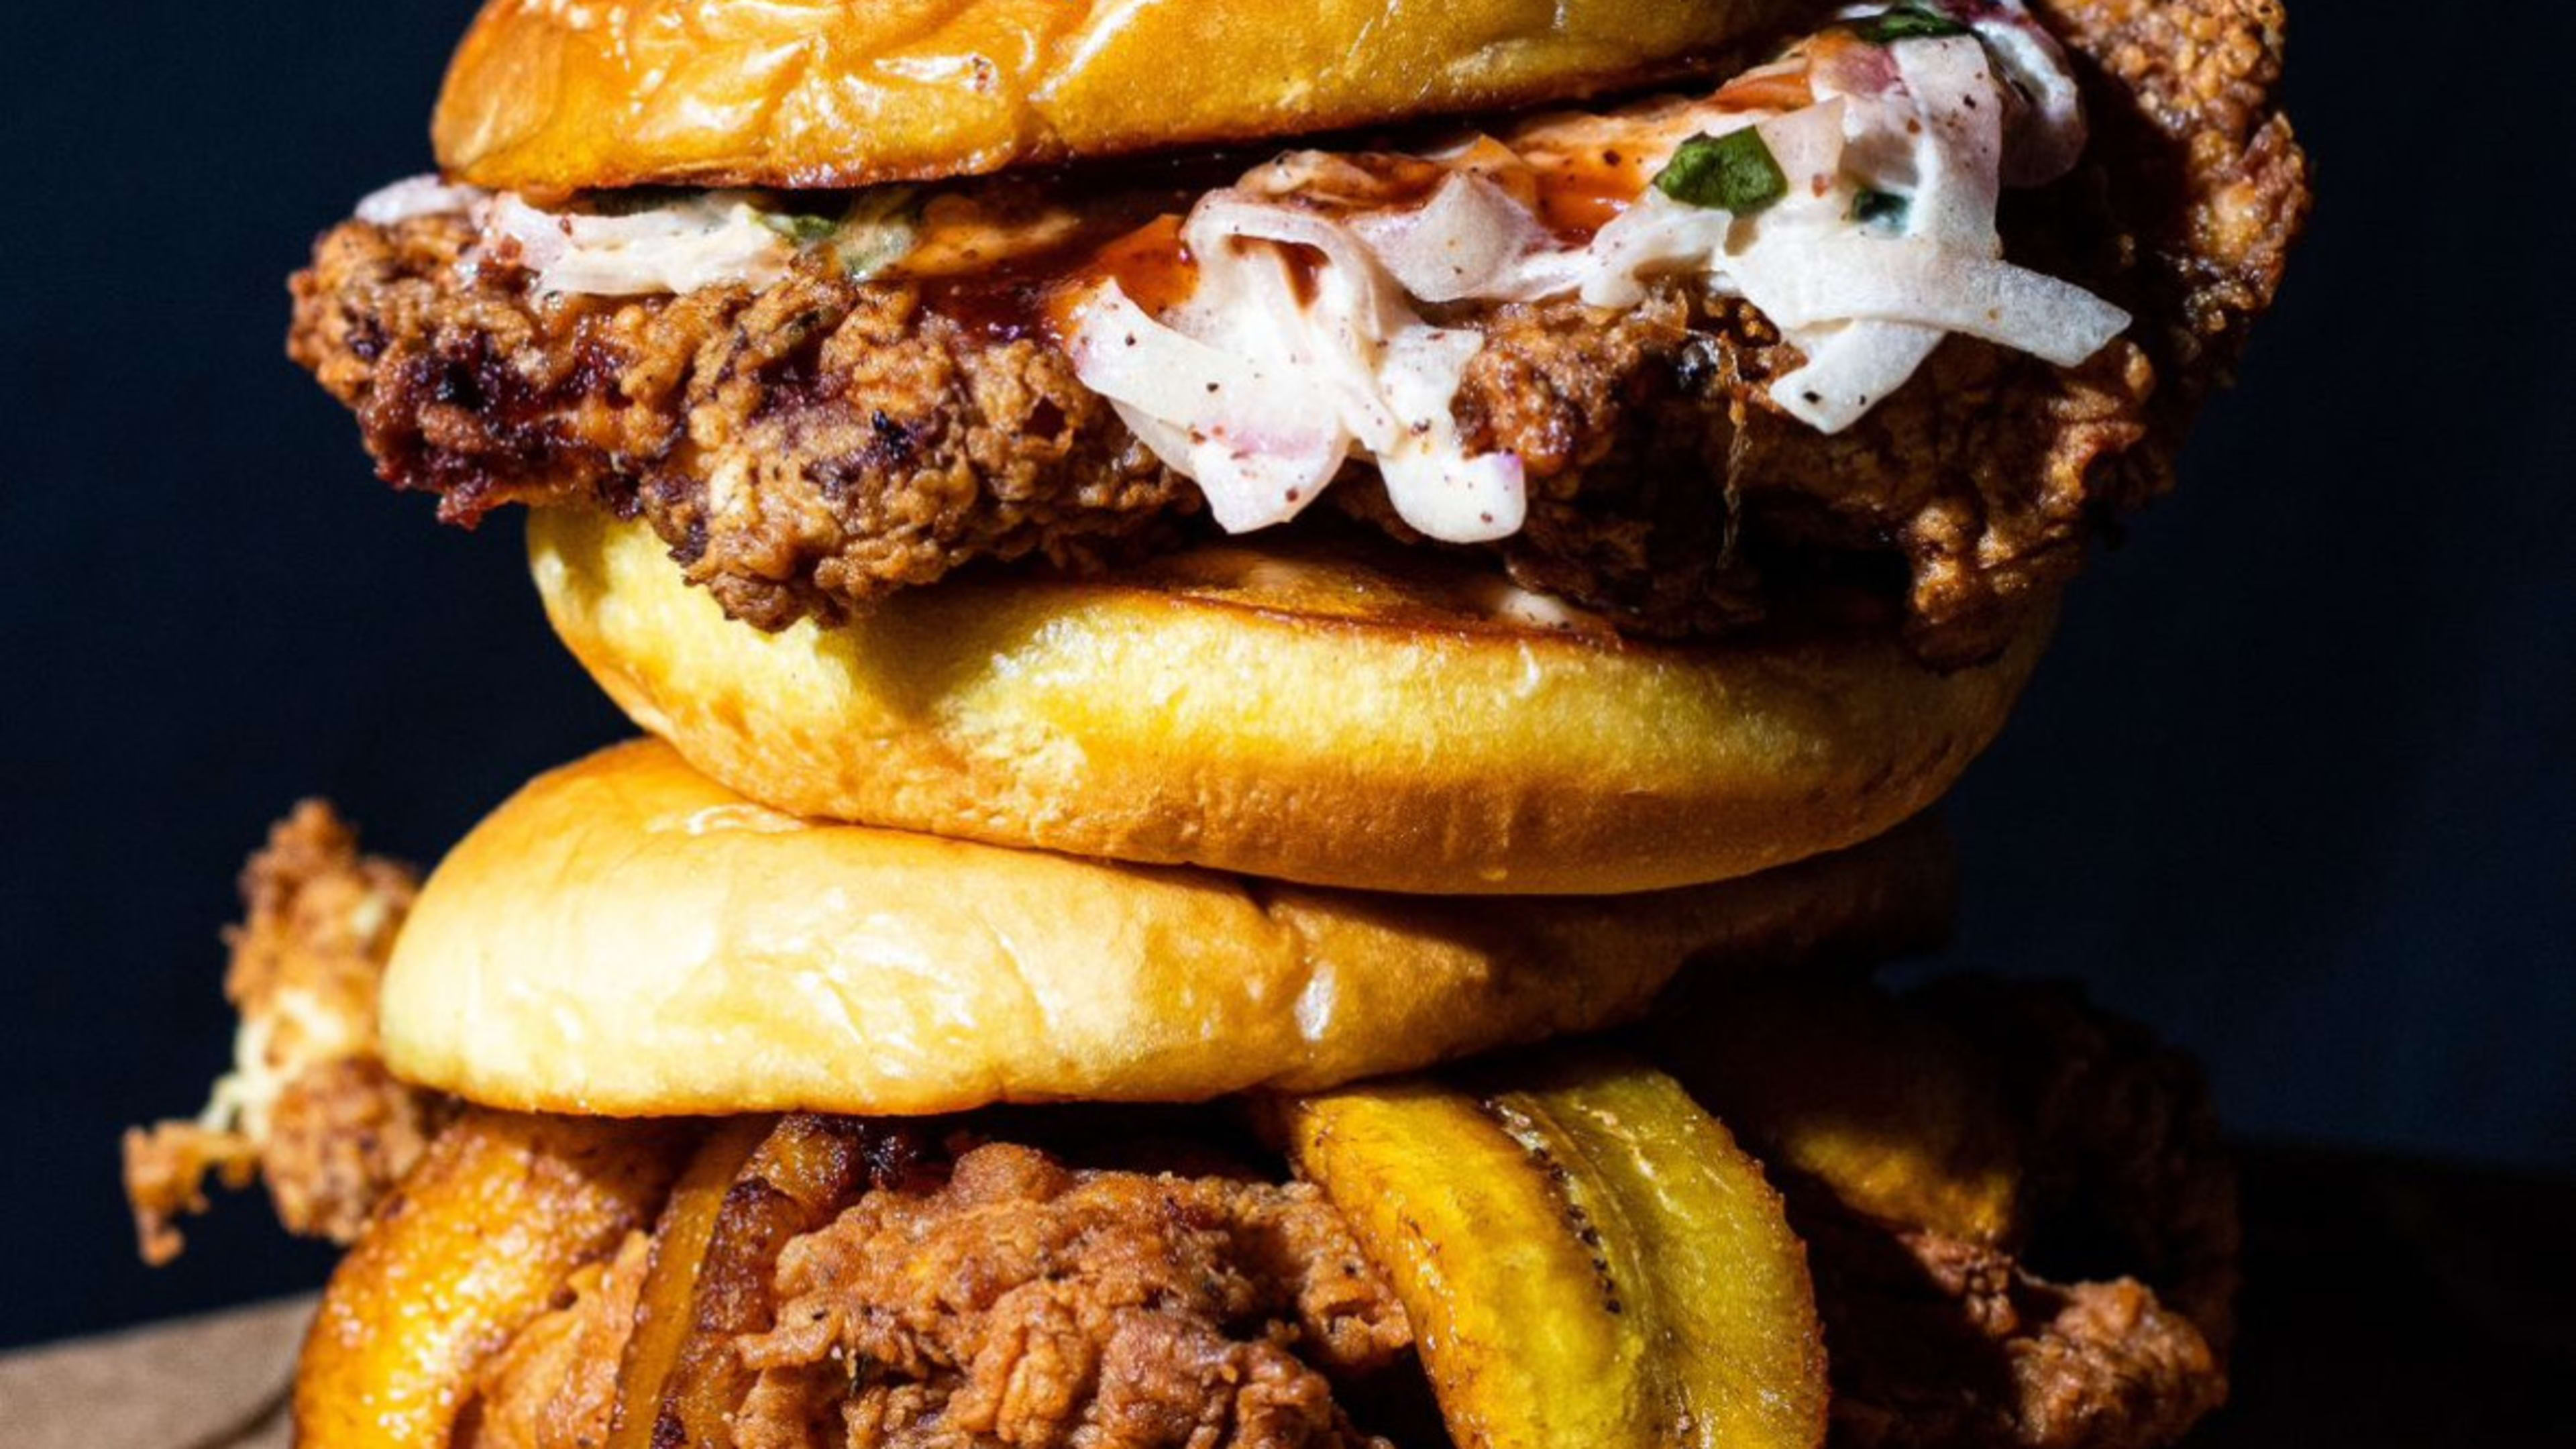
4;3;2571;1347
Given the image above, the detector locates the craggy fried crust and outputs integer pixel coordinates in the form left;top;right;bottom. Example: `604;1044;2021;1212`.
459;1232;651;1449
460;1136;1414;1449
122;804;442;1263
288;0;2306;667
1800;979;2239;1449
734;1142;1411;1449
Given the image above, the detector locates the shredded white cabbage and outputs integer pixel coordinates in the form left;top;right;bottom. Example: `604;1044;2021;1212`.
1068;0;2127;539
355;174;485;226
483;191;798;297
1348;172;1555;304
1067;195;1524;540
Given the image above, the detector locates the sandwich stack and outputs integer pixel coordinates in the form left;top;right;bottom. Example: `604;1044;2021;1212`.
128;1;2305;1446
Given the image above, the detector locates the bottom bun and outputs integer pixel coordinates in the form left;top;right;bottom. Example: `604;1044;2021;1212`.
381;740;1953;1116
531;508;2051;896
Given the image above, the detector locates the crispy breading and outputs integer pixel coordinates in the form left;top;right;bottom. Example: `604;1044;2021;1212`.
735;1142;1410;1449
461;1138;1412;1449
458;1231;652;1449
122;803;441;1263
286;0;2304;667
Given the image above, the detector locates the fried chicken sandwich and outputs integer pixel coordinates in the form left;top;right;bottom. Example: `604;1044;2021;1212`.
291;0;2306;894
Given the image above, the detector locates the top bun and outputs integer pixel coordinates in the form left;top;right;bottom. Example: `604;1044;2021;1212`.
433;0;1810;191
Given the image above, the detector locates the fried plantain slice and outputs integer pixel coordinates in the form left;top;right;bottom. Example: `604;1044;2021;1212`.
1283;1053;1826;1449
640;1113;906;1448
1652;979;2023;1247
604;1116;777;1449
294;1110;690;1449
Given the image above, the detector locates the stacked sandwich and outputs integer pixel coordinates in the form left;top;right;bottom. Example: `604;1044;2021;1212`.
129;1;2304;1446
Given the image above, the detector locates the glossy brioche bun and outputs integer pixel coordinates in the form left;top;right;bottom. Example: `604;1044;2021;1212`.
530;508;2051;896
433;0;1810;191
381;740;1955;1118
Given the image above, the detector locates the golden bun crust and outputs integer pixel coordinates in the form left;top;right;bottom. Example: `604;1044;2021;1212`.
380;741;1954;1117
433;0;1809;191
531;509;2051;896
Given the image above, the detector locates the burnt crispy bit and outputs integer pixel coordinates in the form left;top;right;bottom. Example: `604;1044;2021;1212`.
122;802;444;1263
287;0;2302;665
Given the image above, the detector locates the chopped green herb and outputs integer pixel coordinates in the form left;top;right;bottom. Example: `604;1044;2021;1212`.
1654;129;1788;215
831;227;915;280
841;185;918;229
1853;189;1911;229
1852;4;1970;44
759;209;845;246
829;186;922;280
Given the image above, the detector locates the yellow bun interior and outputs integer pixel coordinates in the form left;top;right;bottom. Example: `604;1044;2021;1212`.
380;741;1955;1118
433;0;1811;191
530;508;2051;896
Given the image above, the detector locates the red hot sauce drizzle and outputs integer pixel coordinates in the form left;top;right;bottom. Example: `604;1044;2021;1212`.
910;72;1811;341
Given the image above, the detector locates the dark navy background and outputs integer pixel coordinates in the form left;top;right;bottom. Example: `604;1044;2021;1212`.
4;4;2569;1346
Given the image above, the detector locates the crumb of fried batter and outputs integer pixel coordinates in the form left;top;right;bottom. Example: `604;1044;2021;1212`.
122;1122;261;1267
